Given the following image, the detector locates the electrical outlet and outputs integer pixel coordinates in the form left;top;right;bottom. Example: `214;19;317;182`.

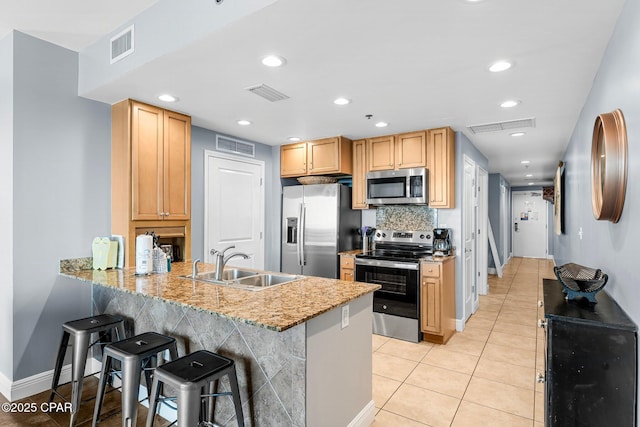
341;305;349;329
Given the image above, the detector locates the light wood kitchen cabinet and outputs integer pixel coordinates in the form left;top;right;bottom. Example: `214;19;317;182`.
420;257;455;344
112;99;192;266
368;131;427;171
352;139;369;209
427;127;455;208
280;136;352;177
340;255;355;282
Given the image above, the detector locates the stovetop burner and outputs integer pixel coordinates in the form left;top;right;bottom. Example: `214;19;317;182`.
355;229;433;262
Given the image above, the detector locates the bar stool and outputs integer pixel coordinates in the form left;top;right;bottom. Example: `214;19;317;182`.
146;350;245;427
49;314;126;426
92;331;178;427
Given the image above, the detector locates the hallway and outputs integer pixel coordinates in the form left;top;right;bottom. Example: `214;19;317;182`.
372;257;553;426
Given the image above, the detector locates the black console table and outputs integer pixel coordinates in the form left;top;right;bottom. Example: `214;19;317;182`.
541;278;637;426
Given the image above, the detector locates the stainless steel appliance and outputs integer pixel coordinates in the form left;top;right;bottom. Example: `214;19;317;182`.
366;168;428;205
355;229;433;342
282;183;361;278
432;228;452;256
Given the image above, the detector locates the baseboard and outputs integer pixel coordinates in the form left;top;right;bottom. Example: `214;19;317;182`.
348;400;375;427
3;358;101;402
456;318;465;332
488;267;497;275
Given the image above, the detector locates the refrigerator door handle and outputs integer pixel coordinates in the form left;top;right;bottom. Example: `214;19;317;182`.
297;203;304;266
299;203;306;266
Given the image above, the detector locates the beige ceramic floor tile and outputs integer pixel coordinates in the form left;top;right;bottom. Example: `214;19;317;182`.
535;391;544;422
377;338;433;362
471;310;499;321
421;347;479;375
465;316;495;331
372;374;402;409
442;333;486;357
473;357;536;390
488;330;537;352
405;363;471;398
463;377;534;419
459;326;491;343
372;334;390;351
452;401;532;427
372;409;428;427
372;352;419;382
481;342;536;369
492;320;538;339
384;383;461;427
496;311;537;327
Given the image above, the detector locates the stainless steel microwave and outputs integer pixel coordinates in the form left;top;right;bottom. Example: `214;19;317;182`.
366;168;428;205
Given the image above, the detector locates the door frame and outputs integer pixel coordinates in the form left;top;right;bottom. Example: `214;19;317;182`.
477;166;488;296
203;150;265;267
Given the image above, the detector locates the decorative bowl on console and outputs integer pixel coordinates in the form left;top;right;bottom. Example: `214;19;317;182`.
553;263;608;303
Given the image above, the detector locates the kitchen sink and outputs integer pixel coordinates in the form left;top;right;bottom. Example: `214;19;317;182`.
181;270;300;291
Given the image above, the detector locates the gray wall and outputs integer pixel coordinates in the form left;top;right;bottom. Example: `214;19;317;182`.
9;31;112;381
189;126;279;271
0;32;14;382
437;132;488;323
551;0;640;420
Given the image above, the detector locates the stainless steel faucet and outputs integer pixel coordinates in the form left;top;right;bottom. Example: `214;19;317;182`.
192;259;200;277
210;245;250;280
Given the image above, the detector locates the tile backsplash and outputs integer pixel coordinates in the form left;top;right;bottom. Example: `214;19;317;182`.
376;206;437;230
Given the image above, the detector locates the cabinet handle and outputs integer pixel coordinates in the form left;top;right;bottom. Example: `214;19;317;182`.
159;212;165;216
536;372;546;383
538;319;547;328
165;212;170;217
538;300;544;307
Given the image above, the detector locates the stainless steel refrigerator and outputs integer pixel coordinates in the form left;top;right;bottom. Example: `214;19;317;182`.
282;183;361;278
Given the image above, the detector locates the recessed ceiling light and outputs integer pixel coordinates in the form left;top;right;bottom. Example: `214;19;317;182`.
158;94;178;102
500;100;520;108
375;122;388;128
525;174;533;178
489;61;513;72
521;160;531;164
261;55;286;67
334;97;351;106
510;132;526;137
528;182;535;186
288;137;301;142
237;120;251;126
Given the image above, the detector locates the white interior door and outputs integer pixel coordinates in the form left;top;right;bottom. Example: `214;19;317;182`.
205;151;265;269
512;190;547;258
477;167;488;296
463;156;476;321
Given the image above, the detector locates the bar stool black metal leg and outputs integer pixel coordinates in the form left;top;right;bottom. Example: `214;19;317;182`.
176;384;201;427
227;366;245;427
91;355;112;427
49;331;70;402
69;333;90;426
121;356;144;426
145;377;162;427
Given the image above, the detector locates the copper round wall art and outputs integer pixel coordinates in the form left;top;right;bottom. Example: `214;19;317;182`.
591;109;627;223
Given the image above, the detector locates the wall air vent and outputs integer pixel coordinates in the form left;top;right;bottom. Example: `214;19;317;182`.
245;84;290;102
110;25;135;64
216;135;255;157
467;117;536;134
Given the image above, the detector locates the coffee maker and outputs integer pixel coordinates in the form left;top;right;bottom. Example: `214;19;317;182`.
432;228;452;256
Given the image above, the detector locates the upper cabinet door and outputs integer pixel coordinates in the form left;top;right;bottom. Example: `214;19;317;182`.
427;127;455;208
368;135;395;171
352;139;369;209
308;137;340;174
396;131;427;169
163;111;191;220
131;102;164;221
280;143;308;177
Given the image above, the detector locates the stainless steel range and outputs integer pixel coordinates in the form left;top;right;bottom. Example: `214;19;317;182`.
355;229;433;343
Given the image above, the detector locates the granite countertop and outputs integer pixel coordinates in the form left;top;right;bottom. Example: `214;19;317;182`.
59;259;380;332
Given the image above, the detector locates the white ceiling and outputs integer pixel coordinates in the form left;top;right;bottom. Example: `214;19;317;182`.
1;0;625;186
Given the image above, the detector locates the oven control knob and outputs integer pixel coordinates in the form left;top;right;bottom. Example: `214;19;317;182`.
382;233;386;238
376;232;381;238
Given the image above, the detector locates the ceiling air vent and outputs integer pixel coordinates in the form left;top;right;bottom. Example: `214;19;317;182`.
216;135;255;157
467;117;536;134
110;25;134;64
245;84;290;102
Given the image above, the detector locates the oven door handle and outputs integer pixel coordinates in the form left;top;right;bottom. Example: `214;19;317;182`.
355;258;420;270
